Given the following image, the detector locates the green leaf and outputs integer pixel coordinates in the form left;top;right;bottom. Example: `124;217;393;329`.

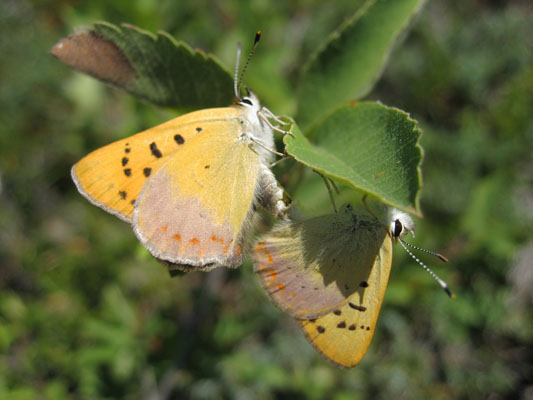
285;102;422;214
296;0;425;129
51;22;234;111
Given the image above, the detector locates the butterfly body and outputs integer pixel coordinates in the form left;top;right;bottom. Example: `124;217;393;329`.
73;93;288;270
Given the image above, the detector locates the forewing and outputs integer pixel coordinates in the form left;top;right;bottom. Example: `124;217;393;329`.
253;211;386;319
133;120;260;269
71;107;241;222
298;235;393;368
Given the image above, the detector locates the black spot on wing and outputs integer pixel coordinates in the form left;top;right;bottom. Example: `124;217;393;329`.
123;168;131;177
337;321;346;329
333;310;341;316
348;324;356;331
204;165;210;169
122;157;129;166
143;167;151;177
119;191;127;199
360;281;369;288
150;142;162;158
349;303;367;312
174;134;185;145
196;127;203;133
317;326;326;334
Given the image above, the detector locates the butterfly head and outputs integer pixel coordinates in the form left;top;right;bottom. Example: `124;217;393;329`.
238;90;262;114
384;207;454;298
387;208;415;240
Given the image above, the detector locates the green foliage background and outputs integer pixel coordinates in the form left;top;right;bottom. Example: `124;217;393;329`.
1;0;532;399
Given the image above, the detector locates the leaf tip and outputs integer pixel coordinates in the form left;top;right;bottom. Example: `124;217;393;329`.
50;29;137;90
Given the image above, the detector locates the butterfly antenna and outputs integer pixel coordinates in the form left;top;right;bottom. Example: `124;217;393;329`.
399;239;455;298
400;239;449;262
236;31;261;98
234;41;242;99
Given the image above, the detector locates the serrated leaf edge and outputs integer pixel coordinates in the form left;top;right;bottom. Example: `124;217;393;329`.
287;102;424;216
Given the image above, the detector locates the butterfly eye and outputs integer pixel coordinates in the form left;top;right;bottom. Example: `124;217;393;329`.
393;219;403;238
240;98;253;106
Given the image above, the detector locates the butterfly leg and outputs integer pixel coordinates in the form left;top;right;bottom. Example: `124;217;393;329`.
258;108;295;137
260;107;293;127
249;137;285;157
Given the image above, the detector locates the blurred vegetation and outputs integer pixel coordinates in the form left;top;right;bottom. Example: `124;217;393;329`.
1;0;532;399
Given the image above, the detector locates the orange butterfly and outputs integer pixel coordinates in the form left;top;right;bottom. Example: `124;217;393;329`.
252;205;415;368
72;33;291;271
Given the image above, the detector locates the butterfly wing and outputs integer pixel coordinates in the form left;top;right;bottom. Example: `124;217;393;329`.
298;234;392;368
252;209;388;319
252;207;393;368
132;116;261;270
71;107;241;222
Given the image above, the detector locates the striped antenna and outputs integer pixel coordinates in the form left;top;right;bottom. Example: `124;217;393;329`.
235;31;261;98
399;239;455;298
234;42;242;98
400;239;449;262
